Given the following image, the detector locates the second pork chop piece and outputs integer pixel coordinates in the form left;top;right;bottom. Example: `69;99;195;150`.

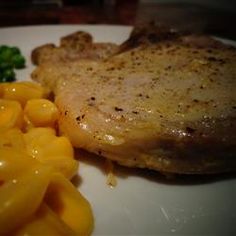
32;31;118;65
32;30;236;174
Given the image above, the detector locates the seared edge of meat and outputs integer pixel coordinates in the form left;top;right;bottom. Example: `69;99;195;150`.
31;25;236;174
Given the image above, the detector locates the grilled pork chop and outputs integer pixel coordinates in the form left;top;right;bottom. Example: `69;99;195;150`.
32;27;236;174
32;31;118;65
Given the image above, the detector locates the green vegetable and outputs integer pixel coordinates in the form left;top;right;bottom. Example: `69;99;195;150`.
0;61;11;70
10;47;21;55
1;69;16;82
0;45;8;54
0;45;25;83
12;54;25;69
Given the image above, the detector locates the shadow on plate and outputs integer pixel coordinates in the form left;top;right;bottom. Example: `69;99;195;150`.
72;149;236;187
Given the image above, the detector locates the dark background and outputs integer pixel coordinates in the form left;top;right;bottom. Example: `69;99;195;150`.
0;0;236;40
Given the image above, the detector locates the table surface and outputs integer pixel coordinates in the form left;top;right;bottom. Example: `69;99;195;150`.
0;2;235;40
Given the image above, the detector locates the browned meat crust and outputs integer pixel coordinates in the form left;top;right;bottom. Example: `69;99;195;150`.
31;25;236;174
32;31;118;65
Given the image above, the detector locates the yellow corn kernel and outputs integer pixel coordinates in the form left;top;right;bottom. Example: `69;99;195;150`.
45;173;94;236
13;203;76;236
0;83;5;97
24;99;59;128
44;136;74;159
23;127;56;158
24;127;78;179
23;114;34;131
0;149;52;235
23;126;56;140
43;157;78;180
2;81;49;107
0;147;36;182
0;128;25;150
39;136;78;179
0;99;23;131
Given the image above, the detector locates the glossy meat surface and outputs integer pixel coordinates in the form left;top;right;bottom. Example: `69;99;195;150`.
32;28;236;174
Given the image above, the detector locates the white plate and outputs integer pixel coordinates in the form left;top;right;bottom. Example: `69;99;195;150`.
0;25;235;236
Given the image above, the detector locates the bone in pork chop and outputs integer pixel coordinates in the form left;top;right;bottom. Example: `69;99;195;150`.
31;26;236;174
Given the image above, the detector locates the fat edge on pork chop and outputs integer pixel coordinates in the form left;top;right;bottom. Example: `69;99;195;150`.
31;26;236;174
